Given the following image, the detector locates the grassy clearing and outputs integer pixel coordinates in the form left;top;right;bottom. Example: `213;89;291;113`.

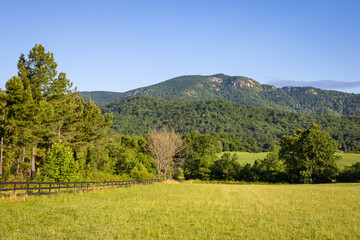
218;152;360;168
337;153;360;168
218;152;267;165
1;183;359;239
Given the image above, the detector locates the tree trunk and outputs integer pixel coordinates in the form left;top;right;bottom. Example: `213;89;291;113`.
0;136;3;175
48;140;51;154
22;146;25;162
22;146;26;177
157;162;161;180
15;153;20;180
31;146;36;180
58;126;61;140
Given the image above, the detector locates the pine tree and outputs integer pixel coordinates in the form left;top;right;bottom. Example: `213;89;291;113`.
5;77;37;179
15;44;75;179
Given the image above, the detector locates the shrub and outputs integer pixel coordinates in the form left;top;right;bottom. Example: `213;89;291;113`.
337;162;360;182
41;142;79;182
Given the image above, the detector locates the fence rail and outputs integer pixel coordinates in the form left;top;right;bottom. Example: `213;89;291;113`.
0;179;163;197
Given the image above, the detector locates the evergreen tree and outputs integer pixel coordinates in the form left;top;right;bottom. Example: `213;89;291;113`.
5;77;37;179
15;44;61;179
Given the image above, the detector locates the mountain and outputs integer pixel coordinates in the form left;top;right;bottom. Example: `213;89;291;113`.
102;96;360;152
82;74;360;116
267;79;360;93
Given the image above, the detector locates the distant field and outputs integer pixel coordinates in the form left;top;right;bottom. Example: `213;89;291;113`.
1;183;359;239
218;152;360;168
218;152;267;165
337;153;360;168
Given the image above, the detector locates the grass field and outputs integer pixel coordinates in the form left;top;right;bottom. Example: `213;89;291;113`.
337;153;360;168
1;182;359;239
218;152;267;165
219;152;360;168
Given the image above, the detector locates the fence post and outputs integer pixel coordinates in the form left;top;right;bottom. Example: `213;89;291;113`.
38;183;41;196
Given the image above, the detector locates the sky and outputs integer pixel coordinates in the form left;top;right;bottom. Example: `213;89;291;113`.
1;0;359;93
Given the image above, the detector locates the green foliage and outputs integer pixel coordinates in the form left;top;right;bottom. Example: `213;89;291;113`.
183;132;221;180
129;163;156;180
211;153;240;180
260;145;283;172
103;96;360;152
41;142;79;182
256;146;287;182
77;134;156;180
279;125;340;183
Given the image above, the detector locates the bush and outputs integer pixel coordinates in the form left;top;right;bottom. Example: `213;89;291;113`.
129;163;157;179
41;142;79;182
337;162;360;182
211;153;240;181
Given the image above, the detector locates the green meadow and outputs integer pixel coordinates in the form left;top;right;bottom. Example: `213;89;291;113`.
337;153;360;168
218;151;268;165
219;152;360;168
1;182;359;239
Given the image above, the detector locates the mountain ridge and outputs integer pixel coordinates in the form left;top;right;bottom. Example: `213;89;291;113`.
267;79;360;93
81;74;360;116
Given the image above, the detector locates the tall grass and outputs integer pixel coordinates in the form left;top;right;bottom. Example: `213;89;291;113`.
1;183;359;239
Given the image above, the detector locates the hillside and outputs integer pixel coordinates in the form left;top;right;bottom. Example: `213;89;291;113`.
82;74;360;116
102;96;360;152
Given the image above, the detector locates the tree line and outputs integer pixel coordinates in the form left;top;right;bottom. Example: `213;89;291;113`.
180;126;359;183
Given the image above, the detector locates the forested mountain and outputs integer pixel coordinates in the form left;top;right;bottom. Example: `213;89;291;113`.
102;96;360;152
82;74;360;115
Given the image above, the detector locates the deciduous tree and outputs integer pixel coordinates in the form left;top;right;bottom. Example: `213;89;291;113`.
146;128;184;179
279;124;340;183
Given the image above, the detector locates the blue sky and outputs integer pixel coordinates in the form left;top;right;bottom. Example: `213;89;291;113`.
1;0;359;92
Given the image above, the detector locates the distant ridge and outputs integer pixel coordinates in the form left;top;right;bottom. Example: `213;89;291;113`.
267;79;360;93
81;74;360;116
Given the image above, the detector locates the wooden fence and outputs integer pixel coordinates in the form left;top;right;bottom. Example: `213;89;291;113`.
0;179;163;197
